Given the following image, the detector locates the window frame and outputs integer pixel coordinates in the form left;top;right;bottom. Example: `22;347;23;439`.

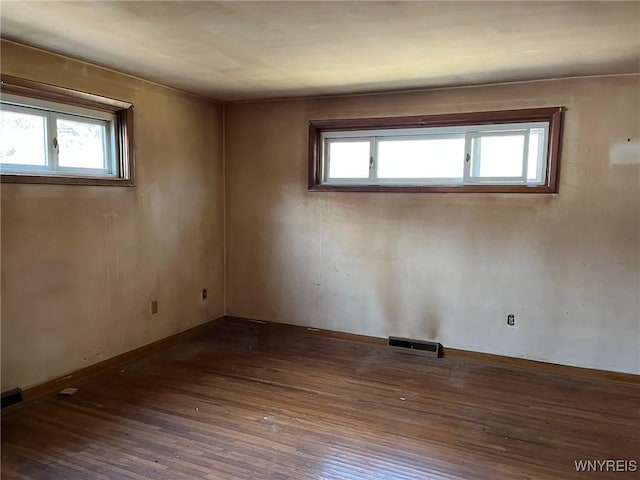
308;107;563;193
0;74;135;186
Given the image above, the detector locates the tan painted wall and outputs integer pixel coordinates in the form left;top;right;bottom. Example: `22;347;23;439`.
0;41;225;390
226;76;640;374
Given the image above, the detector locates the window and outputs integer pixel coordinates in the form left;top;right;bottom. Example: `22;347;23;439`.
0;75;134;186
308;107;563;193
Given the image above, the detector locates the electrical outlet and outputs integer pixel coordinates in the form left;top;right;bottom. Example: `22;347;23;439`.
151;300;158;315
507;314;515;326
202;288;207;300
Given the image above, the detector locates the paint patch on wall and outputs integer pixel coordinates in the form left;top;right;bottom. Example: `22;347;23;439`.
610;139;640;165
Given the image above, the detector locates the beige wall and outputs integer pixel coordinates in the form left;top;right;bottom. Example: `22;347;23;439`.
226;76;640;374
0;41;225;390
2;41;638;387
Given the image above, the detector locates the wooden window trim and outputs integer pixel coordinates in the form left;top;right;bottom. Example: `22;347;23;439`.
0;74;135;186
308;107;563;193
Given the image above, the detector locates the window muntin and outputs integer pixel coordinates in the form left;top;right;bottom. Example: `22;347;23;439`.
308;108;563;193
321;122;549;187
0;74;134;186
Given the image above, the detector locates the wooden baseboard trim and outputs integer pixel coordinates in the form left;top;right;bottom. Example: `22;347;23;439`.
10;315;638;414
226;315;388;346
441;346;640;384
226;316;640;384
16;317;224;406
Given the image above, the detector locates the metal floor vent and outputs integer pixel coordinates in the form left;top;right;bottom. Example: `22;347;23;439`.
388;336;440;358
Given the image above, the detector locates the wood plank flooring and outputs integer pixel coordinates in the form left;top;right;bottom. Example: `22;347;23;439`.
2;318;638;479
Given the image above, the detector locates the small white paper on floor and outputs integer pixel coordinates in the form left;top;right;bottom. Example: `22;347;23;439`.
58;388;78;396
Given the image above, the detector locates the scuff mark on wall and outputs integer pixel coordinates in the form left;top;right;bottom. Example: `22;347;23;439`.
103;212;119;309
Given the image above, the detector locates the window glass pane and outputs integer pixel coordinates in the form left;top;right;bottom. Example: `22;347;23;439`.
527;129;544;181
327;141;370;178
378;137;464;179
57;118;107;170
0;109;47;166
473;134;525;178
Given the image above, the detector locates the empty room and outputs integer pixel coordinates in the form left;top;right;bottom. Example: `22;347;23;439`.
1;1;639;479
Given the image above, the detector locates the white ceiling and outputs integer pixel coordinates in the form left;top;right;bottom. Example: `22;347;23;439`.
2;1;639;101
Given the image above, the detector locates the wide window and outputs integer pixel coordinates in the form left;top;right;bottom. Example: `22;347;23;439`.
309;107;563;193
0;75;134;186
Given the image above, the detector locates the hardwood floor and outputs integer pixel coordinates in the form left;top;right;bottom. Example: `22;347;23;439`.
2;318;638;479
